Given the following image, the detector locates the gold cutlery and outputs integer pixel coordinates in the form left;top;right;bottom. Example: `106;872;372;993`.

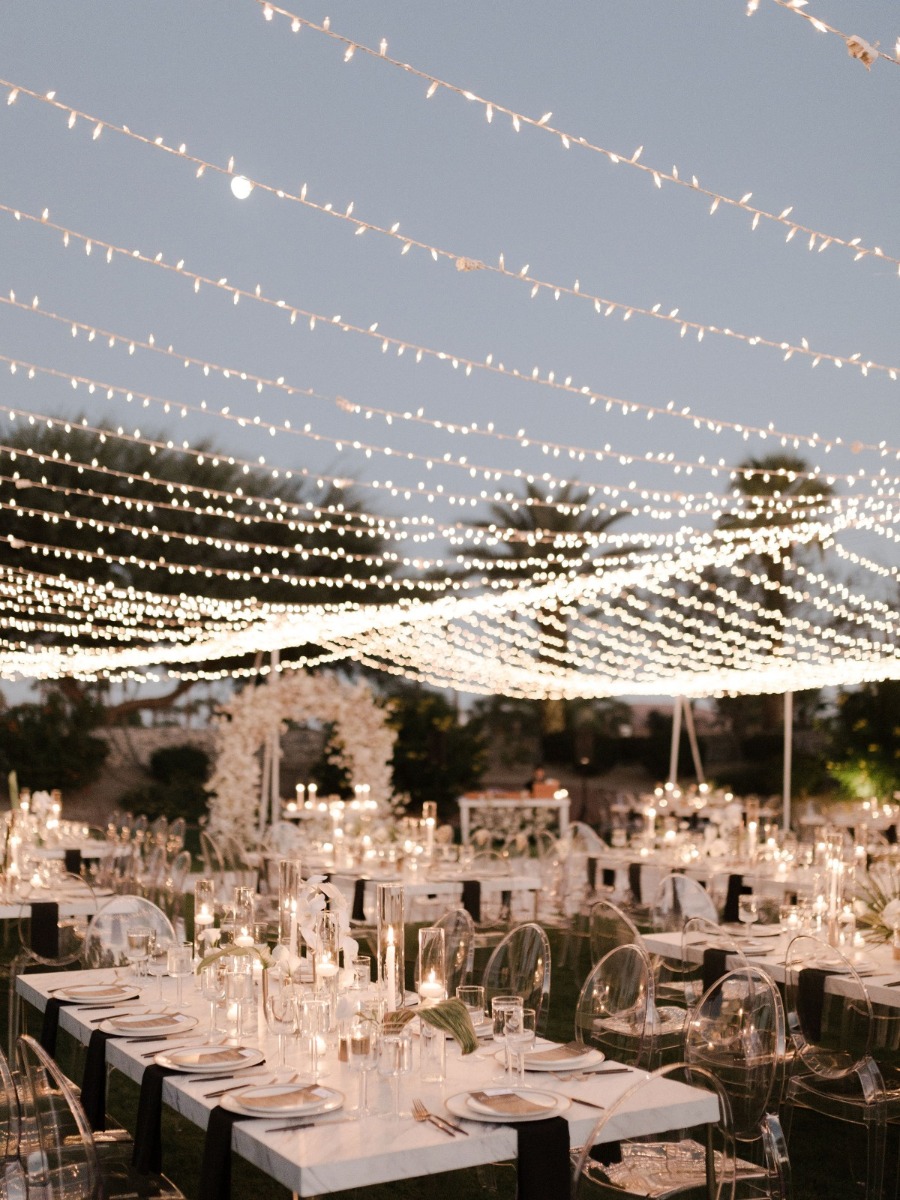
412;1098;467;1135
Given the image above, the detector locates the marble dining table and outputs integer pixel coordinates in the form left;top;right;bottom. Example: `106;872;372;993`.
18;967;719;1197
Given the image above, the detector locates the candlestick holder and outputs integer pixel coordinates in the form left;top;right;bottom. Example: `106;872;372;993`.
417;926;446;1005
193;878;217;963
376;882;405;1012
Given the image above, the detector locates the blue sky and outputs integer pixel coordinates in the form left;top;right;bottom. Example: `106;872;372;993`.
0;0;897;699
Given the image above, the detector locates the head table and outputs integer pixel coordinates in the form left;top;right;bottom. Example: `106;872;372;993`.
18;967;719;1197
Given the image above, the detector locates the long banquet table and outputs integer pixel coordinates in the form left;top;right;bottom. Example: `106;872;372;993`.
18;967;719;1197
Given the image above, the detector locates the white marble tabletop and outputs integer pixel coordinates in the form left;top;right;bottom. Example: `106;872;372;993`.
642;928;900;1006
18;968;719;1196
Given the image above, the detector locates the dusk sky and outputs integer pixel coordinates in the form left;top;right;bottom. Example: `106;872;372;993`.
1;0;898;699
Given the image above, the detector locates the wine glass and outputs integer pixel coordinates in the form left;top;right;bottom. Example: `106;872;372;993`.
505;1006;536;1087
200;961;227;1036
146;937;172;1005
126;926;151;981
264;980;298;1068
347;1014;379;1117
166;942;193;1007
225;966;254;1040
738;893;759;935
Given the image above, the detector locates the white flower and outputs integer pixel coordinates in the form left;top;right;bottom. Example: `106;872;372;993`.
881;898;900;929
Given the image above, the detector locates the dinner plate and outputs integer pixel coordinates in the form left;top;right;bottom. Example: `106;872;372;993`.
445;1087;569;1124
102;1012;198;1037
521;1045;605;1072
225;1082;343;1118
155;1044;265;1072
723;924;781;939
54;983;140;1004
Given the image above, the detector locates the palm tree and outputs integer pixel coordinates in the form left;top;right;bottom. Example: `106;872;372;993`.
715;453;836;730
459;480;632;746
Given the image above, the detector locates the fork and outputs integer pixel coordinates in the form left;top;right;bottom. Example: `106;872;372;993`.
411;1098;467;1136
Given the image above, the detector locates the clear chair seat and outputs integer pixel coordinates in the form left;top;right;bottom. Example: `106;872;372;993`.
581;1138;767;1199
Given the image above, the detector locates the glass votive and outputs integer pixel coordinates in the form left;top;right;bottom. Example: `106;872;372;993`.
779;904;801;935
456;984;486;1024
420;1021;446;1083
417;927;446;1006
352;955;372;988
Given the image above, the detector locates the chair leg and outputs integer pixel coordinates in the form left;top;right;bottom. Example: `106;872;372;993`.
864;1111;886;1200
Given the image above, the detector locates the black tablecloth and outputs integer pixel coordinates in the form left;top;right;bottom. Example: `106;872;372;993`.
31;902;60;959
81;1027;114;1131
461;879;482;923
514;1114;570;1200
132;1063;177;1175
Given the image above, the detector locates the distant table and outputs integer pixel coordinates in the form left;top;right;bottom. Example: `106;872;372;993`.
458;794;570;844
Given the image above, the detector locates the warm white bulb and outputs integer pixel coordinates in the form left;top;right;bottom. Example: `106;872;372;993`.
230;175;254;200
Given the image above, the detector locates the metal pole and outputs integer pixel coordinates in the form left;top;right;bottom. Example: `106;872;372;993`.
783;690;793;832
682;698;706;785
270;648;281;828
668;697;683;786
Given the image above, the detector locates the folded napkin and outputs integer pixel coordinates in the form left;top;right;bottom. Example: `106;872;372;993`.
351;878;366;923
64;848;83;876
170;1047;248;1067
111;1014;179;1031
235;1084;326;1111
31;902;60;960
526;1041;586;1064
39;996;72;1056
470;1089;554;1116
628;863;642;905
701;947;730;996
132;1063;176;1175
198;1106;246;1200
587;858;597;890
513;1114;570;1200
602;868;616;889
797;967;835;1044
461;880;482;923
81;1028;114;1131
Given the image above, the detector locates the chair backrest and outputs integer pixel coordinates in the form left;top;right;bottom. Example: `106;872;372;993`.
470;851;511;877
199;830;225;877
575;942;656;1068
16;874;98;967
589;898;641;965
568;821;608;855
784;933;873;1080
16;1034;101;1200
83;895;176;969
433;907;475;997
166;817;187;856
685;965;785;1142
651;873;718;931
0;1042;19;1164
571;1062;737;1200
481;922;551;1032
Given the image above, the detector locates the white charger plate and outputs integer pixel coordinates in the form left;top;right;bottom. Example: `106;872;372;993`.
155;1044;265;1073
225;1083;343;1118
445;1088;569;1124
54;983;139;1003
102;1012;198;1037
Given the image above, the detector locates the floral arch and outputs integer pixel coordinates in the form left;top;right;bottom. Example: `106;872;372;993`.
206;671;396;843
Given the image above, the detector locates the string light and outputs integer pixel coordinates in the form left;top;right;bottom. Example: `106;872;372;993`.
759;0;900;71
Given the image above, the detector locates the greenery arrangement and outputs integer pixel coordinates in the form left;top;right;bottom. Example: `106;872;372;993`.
383;996;478;1054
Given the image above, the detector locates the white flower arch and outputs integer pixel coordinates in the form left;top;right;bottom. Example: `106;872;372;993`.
206;671;396;842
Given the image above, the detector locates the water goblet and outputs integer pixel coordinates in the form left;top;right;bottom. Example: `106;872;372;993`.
491;995;523;1076
456;984;486;1026
505;1006;536;1087
166;942;193;1008
200;960;227;1036
126;926;151;981
738;893;759;934
377;1026;413;1118
146;937;172;1004
347;1014;379;1117
300;996;331;1080
264;983;298;1068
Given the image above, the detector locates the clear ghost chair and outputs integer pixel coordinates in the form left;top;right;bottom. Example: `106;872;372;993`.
575;942;656;1070
16;1034;182;1200
589;897;642;965
83;896;175;970
686;966;791;1199
572;1062;737;1200
656;916;750;1013
481;922;551;1033
782;933;899;1200
650;872;719;931
433;906;475;997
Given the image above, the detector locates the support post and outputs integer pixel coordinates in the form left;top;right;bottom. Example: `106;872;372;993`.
269;648;281;828
668;697;683;786
783;690;793;832
682;698;706;785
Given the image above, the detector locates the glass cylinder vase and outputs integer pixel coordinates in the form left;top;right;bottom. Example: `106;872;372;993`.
417;926;446;1006
277;860;302;956
376;883;405;1012
193;878;217;963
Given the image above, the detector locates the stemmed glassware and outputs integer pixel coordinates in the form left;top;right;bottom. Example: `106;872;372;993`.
347;1014;379;1117
504;1006;536;1086
300;996;330;1080
264;975;298;1068
225;965;254;1040
166;942;193;1007
126;926;151;981
738;893;759;935
200;960;227;1036
146;937;172;1004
